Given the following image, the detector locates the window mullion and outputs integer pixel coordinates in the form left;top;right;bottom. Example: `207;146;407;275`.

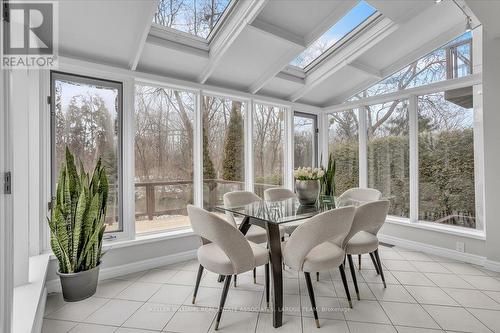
193;90;203;207
285;107;294;191
245;100;254;192
358;107;368;188
409;95;418;223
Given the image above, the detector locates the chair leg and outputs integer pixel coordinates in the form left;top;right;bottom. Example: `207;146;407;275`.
358;254;361;270
304;272;320;328
214;275;232;330
373;249;386;288
347;255;360;300
369;252;380;275
316;272;319;282
265;263;270;308
339;264;353;308
192;264;204;304
234;275;237;287
253;267;257;284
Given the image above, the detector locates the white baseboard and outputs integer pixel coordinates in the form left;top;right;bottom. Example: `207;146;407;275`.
378;234;487;267
32;287;47;333
484;259;500;272
46;249;197;293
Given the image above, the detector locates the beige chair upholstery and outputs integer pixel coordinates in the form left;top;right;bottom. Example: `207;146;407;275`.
344;200;390;255
337;187;383;270
337;187;382;207
343;200;390;294
282;206;356;328
223;191;284;244
187;205;269;330
283;206;355;272
263;188;300;236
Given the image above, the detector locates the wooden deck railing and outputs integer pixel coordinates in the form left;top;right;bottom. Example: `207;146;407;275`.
134;179;278;220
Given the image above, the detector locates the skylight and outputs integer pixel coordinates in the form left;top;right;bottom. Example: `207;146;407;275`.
290;1;376;69
153;0;232;39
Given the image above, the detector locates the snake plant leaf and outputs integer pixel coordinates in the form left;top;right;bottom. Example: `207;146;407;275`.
98;167;108;213
72;184;88;268
47;148;108;274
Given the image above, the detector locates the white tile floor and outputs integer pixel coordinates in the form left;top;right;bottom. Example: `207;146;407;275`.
43;245;500;333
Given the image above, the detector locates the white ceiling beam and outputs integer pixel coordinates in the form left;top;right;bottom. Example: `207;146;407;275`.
250;18;306;47
146;34;209;58
289;17;398;102
198;0;269;84
129;0;159;71
323;72;481;112
347;60;382;79
276;71;305;85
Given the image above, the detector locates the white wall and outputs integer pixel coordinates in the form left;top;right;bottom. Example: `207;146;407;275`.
10;70;30;287
481;33;500;263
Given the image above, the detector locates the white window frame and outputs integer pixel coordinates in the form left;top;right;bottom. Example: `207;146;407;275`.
325;73;484;237
38;56;321;250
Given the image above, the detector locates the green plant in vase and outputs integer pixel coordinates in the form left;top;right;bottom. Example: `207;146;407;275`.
47;147;108;301
320;153;336;203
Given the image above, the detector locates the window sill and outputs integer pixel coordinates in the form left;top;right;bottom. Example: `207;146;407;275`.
47;228;196;261
13;253;50;333
104;227;195;250
385;217;486;241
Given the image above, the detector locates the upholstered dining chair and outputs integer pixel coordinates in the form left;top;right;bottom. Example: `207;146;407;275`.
343;200;390;300
336;187;382;269
282;206;356;328
187;205;270;331
263;188;299;236
223;191;285;286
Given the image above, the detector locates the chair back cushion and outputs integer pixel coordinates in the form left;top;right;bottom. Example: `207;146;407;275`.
187;205;255;274
223;191;261;227
337;187;382;206
283;206;356;271
264;188;296;202
343;200;390;248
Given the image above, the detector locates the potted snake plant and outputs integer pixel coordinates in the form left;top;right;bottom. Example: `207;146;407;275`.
47;147;108;302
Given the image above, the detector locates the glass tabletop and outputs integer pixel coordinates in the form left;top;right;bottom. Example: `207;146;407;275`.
214;196;361;224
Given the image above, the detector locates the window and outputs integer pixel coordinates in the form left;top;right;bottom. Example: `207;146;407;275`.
253;103;285;197
351;32;472;100
366;101;410;217
51;72;122;233
202;95;246;208
294;113;317;168
134;84;195;234
290;1;376;69
418;90;475;228
328;110;359;195
153;0;232;39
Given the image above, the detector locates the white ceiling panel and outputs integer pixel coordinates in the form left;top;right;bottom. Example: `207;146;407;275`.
259;76;304;100
357;1;465;72
298;66;370;106
138;41;209;81
256;0;357;42
59;0;156;68
206;26;302;91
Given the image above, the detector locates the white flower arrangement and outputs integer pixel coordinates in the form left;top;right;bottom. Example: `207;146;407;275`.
294;167;325;180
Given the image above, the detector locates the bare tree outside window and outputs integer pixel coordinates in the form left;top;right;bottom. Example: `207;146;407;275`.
134;85;195;233
202;95;245;208
53;75;121;232
328;32;476;228
154;0;231;39
253;104;285;197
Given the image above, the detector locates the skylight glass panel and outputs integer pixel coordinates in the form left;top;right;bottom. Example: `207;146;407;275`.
154;0;232;39
290;1;376;69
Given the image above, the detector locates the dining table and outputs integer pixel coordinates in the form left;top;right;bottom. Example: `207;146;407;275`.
214;196;351;328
